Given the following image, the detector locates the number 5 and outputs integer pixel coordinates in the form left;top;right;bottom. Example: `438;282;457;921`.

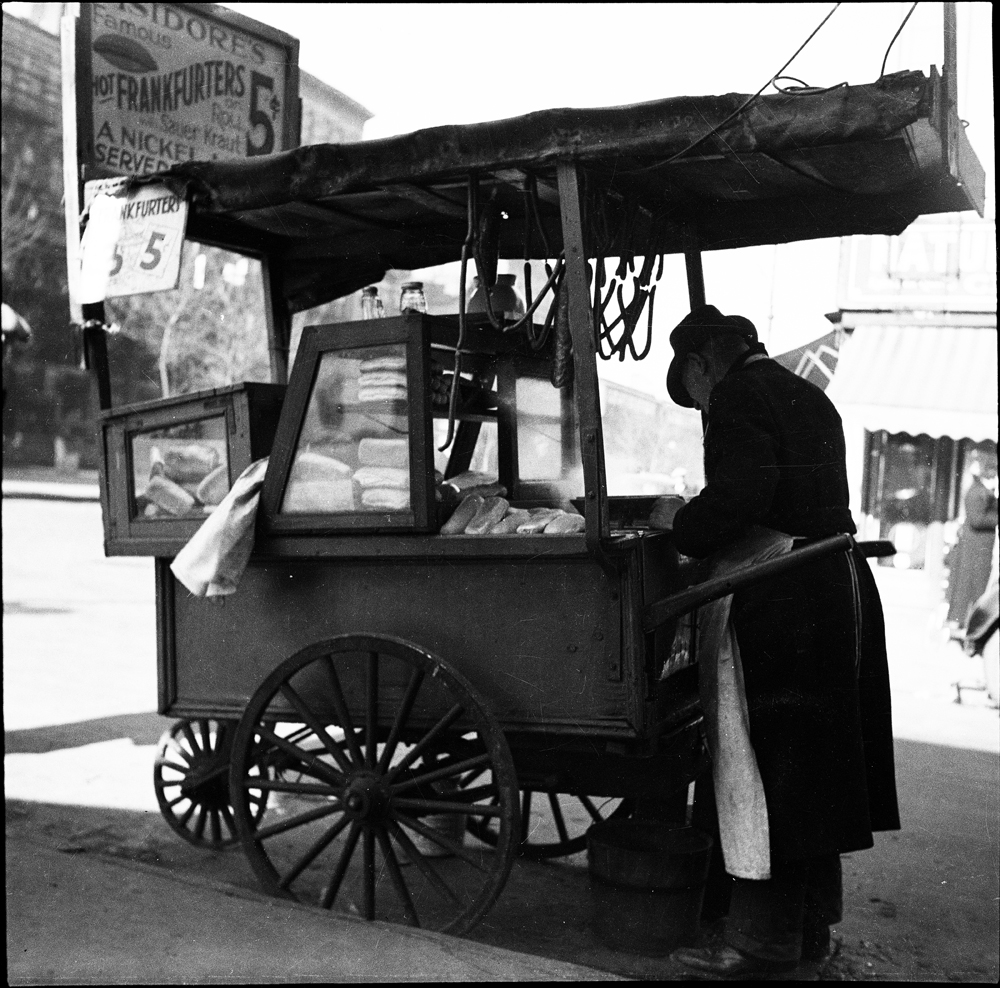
139;231;165;270
246;71;275;156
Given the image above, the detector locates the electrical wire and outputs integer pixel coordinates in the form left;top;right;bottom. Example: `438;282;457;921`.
661;2;842;167
879;2;919;79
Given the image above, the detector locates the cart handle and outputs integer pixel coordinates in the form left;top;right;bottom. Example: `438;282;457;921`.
642;533;854;633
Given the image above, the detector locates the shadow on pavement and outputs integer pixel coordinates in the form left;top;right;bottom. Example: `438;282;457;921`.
4;711;174;753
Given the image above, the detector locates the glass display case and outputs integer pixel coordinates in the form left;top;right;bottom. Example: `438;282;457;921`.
260;316;436;533
100;382;285;555
259;312;584;538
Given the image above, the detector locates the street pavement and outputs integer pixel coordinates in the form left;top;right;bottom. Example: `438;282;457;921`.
4;474;999;983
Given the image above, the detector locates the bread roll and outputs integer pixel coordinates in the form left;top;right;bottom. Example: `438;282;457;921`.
358;437;409;468
196;464;230;506
440;494;484;535
488;508;530;535
543;512;586;534
163;443;220;484
290;450;352;481
465;496;509;535
352;466;410;490
146;474;197;516
360;355;407;374
361;488;410;510
283;478;355;513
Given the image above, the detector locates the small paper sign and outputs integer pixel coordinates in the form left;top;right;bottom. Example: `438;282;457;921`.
79;180;188;302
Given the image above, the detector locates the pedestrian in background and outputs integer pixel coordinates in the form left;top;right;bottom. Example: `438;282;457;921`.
947;456;999;635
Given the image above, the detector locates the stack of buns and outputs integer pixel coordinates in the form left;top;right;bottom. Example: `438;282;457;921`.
353;435;411;511
357;354;407;404
440;494;584;536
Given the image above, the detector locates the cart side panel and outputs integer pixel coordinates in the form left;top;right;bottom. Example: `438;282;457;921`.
164;554;638;736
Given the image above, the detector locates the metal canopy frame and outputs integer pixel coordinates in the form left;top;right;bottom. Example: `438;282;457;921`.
88;66;984;565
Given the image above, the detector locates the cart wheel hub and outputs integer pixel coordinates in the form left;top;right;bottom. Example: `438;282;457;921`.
344;775;388;822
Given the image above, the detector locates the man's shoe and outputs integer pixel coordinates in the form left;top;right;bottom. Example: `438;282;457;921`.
801;923;831;962
671;944;798;980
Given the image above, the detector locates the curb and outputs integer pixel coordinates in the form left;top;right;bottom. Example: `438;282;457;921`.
2;481;101;502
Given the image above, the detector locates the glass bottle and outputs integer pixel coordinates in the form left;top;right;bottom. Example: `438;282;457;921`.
399;282;427;314
360;286;383;319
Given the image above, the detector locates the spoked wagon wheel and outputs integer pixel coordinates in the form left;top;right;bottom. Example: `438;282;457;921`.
467;788;634;859
153;718;269;849
229;635;520;935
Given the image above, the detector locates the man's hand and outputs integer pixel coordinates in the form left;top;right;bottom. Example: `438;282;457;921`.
649;495;686;530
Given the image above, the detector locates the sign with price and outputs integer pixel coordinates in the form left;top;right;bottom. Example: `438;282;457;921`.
79;179;188;301
75;3;300;181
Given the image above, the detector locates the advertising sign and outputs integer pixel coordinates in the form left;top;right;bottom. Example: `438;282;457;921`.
79;178;188;301
76;3;300;180
839;216;997;313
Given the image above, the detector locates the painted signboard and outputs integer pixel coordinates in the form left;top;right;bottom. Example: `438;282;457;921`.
76;2;300;180
839;215;997;313
79;178;188;301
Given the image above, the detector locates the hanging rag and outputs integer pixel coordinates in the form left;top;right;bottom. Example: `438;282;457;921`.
170;458;268;597
696;525;793;880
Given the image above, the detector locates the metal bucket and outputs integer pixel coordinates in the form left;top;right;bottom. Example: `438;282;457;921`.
587;821;713;956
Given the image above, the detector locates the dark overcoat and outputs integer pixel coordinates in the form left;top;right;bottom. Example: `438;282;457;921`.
947;478;999;627
673;355;900;864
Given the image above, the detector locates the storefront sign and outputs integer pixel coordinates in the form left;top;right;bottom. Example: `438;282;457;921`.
79;178;188;301
838;216;996;313
76;3;299;180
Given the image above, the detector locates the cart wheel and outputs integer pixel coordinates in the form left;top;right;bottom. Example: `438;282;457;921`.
229;635;520;935
467;789;634;859
153;718;269;849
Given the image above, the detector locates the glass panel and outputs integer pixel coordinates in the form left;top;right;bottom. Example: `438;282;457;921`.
131;416;229;519
433;421;498;480
282;345;411;515
104;245;270;407
517;378;565;481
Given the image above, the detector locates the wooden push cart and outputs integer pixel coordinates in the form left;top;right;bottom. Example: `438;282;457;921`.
83;68;982;935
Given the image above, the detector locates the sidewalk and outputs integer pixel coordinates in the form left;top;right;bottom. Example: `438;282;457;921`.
7;829;622;984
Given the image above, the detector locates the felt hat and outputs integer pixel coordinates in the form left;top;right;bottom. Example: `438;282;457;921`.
666;304;758;407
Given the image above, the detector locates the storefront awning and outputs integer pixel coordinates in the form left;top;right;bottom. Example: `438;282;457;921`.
826;325;998;442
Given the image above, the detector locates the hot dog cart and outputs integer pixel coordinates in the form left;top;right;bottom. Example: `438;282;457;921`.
82;67;983;935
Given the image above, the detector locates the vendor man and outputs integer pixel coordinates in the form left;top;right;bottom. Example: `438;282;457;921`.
652;305;899;979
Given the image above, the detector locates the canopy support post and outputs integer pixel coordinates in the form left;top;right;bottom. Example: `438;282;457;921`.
556;161;613;568
685;250;706;309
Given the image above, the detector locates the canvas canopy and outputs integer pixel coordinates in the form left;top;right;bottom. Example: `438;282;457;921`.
152;69;984;313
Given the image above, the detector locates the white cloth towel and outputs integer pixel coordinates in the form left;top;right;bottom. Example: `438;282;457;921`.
696;525;793;881
170;458;268;597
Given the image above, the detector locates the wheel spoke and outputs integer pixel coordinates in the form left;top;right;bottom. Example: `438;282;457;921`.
198;719;215;754
393;797;501;817
320;656;365;766
243;778;340;797
193;805;208;841
390;752;492;795
521;790;533;829
384;703;465;784
320;821;361;909
157;757;191;776
365;651;378;770
377;667;425;774
362;827;375;920
165;792;189;808
277;683;355;776
256;725;345;786
548;792;571;846
279;814;351;889
577;794;603;823
253;799;344;841
387;820;460;904
393;810;488;871
181;721;203;756
165;740;194;767
210;808;222;845
376;827;420;927
178;801;196;828
220;805;237;838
